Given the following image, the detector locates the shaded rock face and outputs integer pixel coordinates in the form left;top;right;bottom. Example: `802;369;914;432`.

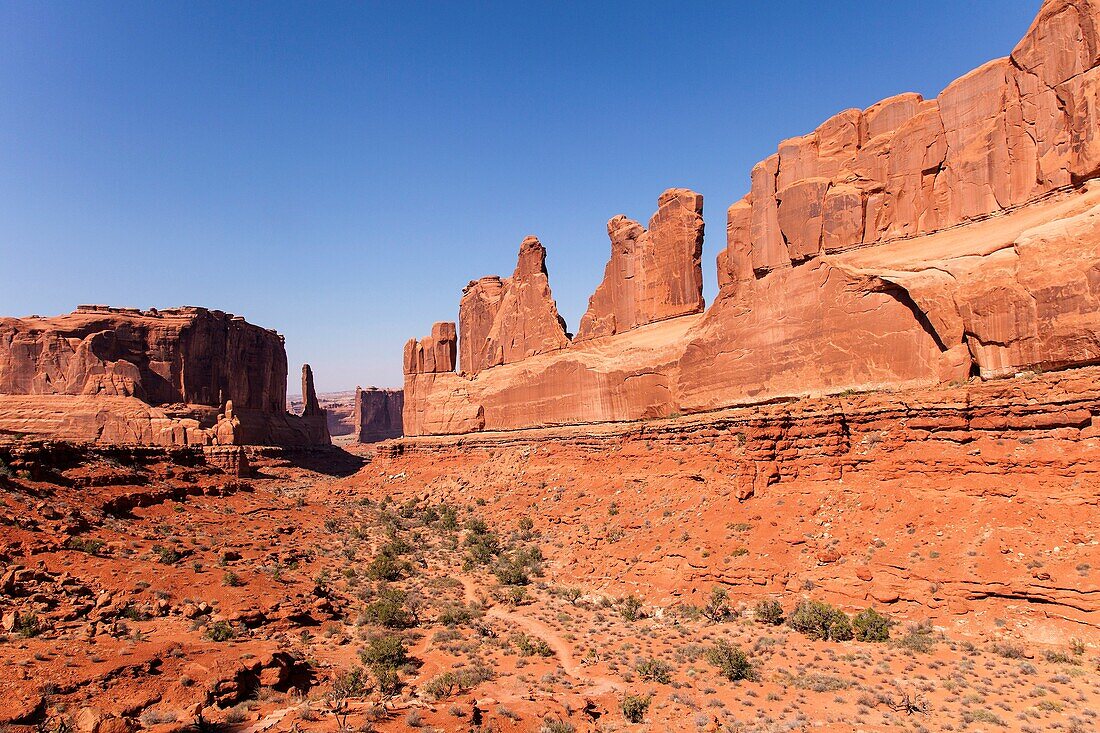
576;189;705;341
0;306;329;447
300;364;330;445
353;387;403;442
403;0;1100;437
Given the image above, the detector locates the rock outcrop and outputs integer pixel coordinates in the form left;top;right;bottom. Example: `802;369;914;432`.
353;387;403;443
299;364;330;445
402;0;1100;437
457;237;570;375
577;189;705;341
0;306;330;447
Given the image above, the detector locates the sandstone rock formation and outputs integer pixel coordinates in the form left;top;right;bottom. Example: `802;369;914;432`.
353;387;403;443
0;306;330;447
404;322;457;375
300;364;330;445
577;189;705;341
458;237;570;375
403;0;1100;437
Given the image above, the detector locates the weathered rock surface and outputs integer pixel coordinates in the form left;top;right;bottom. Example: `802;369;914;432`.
299;364;330;446
379;365;1100;638
0;306;329;447
576;189;705;341
353;386;403;443
403;0;1100;437
456;237;570;376
404;322;457;375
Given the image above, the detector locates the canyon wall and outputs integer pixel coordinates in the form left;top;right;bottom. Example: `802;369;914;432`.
0;306;330;447
404;0;1100;436
353;387;404;443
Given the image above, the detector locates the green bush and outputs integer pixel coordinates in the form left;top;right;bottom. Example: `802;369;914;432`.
493;545;543;586
222;571;242;587
852;607;891;642
754;598;784;625
13;612;42;638
787;599;853;641
331;666;371;699
152;544;182;565
420;664;494;700
367;552;411;581
705;639;755;681
702;586;731;622
896;620;937;653
64;537;107;556
635;657;672;684
621;694;651;723
205;621;235;642
359;633;409;671
463;519;502;567
362;588;413;628
618;595;644;622
511;632;554;657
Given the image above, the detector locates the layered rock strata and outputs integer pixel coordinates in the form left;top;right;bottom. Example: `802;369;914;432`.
404;0;1100;436
377;366;1100;638
0;306;330;447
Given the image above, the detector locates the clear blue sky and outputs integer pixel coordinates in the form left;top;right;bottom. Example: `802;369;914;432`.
0;1;1041;392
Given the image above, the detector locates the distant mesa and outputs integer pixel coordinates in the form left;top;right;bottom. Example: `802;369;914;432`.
0;305;330;448
403;0;1100;436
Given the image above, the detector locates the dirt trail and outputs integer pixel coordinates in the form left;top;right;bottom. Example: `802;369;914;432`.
459;576;621;696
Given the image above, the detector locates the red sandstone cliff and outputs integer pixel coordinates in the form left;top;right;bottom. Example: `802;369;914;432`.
353;386;403;443
0;306;331;447
577;188;705;341
404;0;1100;437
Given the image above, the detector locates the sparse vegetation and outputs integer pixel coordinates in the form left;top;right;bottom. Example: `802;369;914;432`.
706;639;755;681
788;599;853;641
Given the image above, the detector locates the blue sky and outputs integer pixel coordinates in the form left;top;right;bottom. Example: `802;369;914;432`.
0;1;1041;391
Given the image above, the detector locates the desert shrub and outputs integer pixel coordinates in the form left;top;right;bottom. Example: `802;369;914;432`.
621;694;651;723
706;639;755;681
511;632;554;657
205;621;235;642
540;718;575;733
359;633;409;671
754;598;784;625
635;657;672;684
896;620;937;653
13;612;42;638
788;599;853;641
463;518;501;567
64;537;106;556
990;641;1025;659
152;544;182;565
961;709;1004;726
852;607;891;642
331;666;371;698
367;552;411;582
702;586;731;622
556;587;583;605
619;595;644;622
493;545;543;586
436;603;479;627
362;588;413;628
222;571;242;587
420;664;494;700
438;504;458;531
